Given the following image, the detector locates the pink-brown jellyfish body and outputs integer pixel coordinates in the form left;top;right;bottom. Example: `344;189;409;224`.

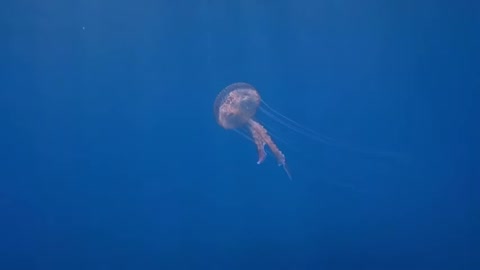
214;82;292;179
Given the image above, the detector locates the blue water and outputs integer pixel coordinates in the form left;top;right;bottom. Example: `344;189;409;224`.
1;1;479;269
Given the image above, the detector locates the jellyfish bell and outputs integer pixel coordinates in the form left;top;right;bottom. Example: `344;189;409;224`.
214;83;261;130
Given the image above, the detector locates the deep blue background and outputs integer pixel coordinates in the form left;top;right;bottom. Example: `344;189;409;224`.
1;0;479;269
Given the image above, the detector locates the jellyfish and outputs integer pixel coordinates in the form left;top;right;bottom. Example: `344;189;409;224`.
214;82;405;183
214;82;292;179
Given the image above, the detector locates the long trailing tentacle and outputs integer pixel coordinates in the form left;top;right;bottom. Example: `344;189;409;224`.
259;100;338;145
259;99;404;159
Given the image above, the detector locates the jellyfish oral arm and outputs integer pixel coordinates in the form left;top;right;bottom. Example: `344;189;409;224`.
256;142;267;165
249;123;267;164
248;120;292;179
